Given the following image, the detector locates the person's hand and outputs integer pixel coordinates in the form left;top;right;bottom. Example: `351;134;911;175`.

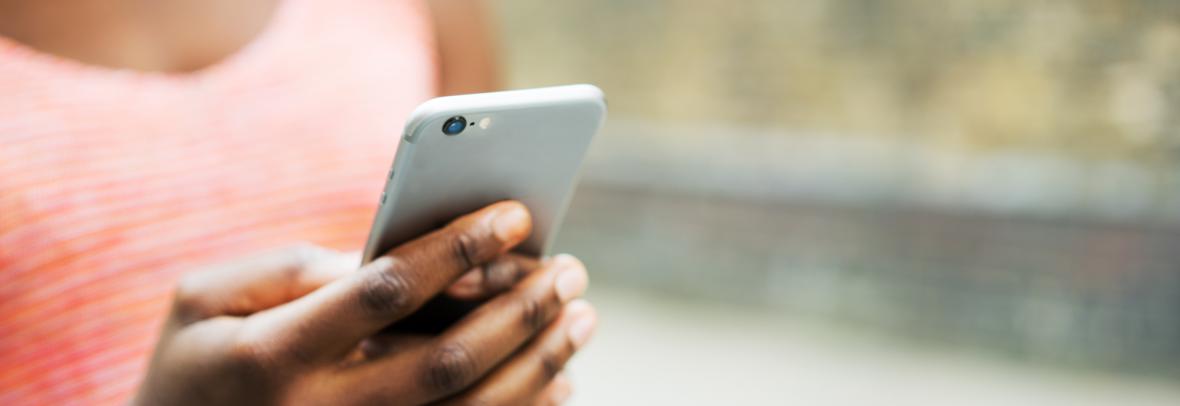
133;201;597;405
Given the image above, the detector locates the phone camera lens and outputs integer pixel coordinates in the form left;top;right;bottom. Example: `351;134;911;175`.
443;116;467;135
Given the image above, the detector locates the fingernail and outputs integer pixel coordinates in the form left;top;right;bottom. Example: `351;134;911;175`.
492;203;529;242
566;302;597;348
449;269;483;296
554;258;588;303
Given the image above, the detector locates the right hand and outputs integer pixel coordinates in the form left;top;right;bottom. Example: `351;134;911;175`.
133;201;597;405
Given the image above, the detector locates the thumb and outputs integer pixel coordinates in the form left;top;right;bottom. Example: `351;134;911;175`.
173;244;357;322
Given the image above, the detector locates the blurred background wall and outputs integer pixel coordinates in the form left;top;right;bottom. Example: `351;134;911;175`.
491;0;1180;403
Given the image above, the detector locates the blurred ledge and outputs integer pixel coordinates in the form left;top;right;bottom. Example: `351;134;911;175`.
555;182;1180;377
580;118;1180;228
555;120;1180;375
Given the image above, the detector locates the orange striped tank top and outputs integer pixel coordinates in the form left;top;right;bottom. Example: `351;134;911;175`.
0;0;438;403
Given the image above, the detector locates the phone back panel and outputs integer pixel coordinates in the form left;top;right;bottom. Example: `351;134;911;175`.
361;85;606;263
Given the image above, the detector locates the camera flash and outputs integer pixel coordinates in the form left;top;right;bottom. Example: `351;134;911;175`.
478;117;492;129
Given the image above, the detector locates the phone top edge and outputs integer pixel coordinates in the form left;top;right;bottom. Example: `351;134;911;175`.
403;84;606;143
362;84;606;264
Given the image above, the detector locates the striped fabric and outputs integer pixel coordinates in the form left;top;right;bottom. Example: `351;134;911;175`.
0;0;438;404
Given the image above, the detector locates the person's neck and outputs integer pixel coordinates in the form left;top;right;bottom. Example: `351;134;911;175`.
0;0;278;72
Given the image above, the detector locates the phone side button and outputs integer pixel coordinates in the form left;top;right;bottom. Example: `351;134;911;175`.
380;192;386;205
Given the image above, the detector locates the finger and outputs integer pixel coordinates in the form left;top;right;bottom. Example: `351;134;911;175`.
249;201;532;362
344;334;433;367
440;300;597;406
533;373;573;406
446;253;541;300
172;244;355;322
339;255;587;404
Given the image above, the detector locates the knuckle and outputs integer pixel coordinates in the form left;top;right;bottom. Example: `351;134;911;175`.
421;343;479;395
172;272;210;321
224;332;272;372
357;258;416;317
539;352;564;380
450;230;483;270
173;272;203;307
255;334;319;368
277;249;313;279
199;328;289;391
283;244;320;269
225;322;312;376
484;258;521;292
520;297;548;331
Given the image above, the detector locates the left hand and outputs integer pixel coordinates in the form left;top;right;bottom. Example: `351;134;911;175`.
134;202;596;405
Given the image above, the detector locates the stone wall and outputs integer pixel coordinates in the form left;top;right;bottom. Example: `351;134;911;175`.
494;0;1180;374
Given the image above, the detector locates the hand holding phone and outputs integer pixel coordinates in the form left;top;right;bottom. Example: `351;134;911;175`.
136;202;596;405
362;84;607;263
360;84;606;333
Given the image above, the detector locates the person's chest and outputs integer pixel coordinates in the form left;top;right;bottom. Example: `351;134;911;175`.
0;0;437;273
0;0;284;73
0;1;437;401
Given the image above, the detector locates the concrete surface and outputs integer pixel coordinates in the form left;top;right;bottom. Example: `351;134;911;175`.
565;285;1180;405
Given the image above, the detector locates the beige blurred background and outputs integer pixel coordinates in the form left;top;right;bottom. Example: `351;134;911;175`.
492;1;1180;404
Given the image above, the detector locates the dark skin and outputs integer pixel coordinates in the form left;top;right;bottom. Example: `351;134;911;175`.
0;0;500;94
1;1;591;404
135;202;595;405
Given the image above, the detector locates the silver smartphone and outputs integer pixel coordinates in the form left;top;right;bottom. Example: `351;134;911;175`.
361;84;607;264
